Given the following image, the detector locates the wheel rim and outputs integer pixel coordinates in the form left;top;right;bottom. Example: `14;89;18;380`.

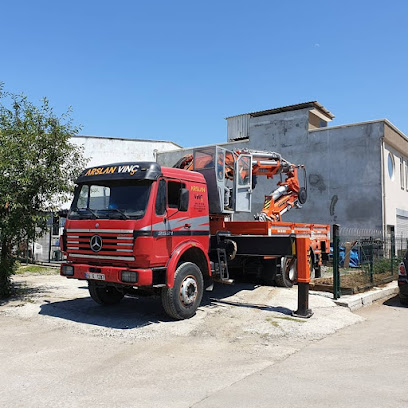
179;275;198;306
288;261;296;282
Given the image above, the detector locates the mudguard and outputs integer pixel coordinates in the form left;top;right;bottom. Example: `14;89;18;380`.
165;240;211;287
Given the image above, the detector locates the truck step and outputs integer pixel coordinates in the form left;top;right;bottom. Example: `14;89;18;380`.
213;278;235;285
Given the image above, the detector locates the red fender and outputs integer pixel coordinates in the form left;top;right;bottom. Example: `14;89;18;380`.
165;240;211;288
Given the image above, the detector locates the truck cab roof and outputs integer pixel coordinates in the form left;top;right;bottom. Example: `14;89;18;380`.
75;162;206;184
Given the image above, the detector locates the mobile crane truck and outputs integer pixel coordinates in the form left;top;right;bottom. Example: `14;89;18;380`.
60;146;330;319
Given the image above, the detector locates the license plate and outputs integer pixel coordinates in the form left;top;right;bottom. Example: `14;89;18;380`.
85;272;105;281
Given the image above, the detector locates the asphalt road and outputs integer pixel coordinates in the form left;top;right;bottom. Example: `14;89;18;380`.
0;274;402;408
193;294;408;408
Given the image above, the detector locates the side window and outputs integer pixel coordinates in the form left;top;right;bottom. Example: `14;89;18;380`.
168;181;185;209
77;185;89;208
155;179;166;216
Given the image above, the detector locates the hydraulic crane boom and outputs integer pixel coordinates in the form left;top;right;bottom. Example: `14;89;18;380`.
174;146;307;222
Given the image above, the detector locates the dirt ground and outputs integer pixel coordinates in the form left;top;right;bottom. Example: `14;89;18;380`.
0;272;362;407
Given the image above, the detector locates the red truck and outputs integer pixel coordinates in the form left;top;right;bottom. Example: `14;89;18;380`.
60;146;329;319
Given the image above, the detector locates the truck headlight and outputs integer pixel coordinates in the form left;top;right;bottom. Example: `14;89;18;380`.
121;270;138;283
61;265;74;276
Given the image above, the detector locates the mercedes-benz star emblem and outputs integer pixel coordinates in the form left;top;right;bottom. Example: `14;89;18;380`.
90;235;103;252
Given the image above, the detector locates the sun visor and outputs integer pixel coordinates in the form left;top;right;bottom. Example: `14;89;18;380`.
75;162;162;183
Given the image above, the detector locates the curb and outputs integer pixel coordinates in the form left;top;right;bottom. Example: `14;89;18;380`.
332;281;399;311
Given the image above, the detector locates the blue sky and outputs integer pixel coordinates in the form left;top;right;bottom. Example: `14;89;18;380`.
1;0;407;147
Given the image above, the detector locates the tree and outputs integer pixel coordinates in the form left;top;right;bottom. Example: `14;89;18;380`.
0;84;86;297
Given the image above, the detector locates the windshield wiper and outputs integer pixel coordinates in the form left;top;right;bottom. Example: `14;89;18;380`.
72;207;100;219
109;208;130;219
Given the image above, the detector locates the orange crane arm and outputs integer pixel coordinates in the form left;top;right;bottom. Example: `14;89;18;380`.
174;148;306;222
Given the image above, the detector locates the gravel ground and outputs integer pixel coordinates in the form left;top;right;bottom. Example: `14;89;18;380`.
0;273;363;407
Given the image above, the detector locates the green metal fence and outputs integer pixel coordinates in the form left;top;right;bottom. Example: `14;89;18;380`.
331;225;402;299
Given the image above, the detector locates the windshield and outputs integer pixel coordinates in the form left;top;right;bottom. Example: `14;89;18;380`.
68;180;153;220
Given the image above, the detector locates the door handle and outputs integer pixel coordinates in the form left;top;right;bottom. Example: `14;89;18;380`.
184;223;191;229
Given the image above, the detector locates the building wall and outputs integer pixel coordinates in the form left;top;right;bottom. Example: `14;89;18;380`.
302;122;383;230
71;136;180;167
227;110;385;229
382;123;408;238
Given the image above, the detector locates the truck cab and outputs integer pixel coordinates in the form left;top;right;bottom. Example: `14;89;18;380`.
61;162;211;319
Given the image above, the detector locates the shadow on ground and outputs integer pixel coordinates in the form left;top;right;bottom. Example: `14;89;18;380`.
39;295;169;330
383;294;407;308
38;282;293;330
0;282;58;306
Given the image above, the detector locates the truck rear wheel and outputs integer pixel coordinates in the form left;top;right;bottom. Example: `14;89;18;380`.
275;257;297;288
161;262;204;320
88;281;124;305
275;251;316;288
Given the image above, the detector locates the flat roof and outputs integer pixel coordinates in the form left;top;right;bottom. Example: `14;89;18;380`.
226;101;335;120
309;118;408;140
72;134;182;148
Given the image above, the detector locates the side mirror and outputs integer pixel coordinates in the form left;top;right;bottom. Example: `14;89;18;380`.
178;188;189;212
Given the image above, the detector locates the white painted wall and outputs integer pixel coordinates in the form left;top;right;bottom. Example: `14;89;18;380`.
71;136;180;167
383;142;408;238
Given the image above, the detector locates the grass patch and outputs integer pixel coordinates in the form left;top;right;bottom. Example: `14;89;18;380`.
265;317;279;327
16;264;59;275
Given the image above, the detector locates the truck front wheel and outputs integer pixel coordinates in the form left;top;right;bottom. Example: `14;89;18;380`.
88;281;124;305
161;262;204;320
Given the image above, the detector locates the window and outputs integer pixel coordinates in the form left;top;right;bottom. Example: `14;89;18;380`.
388;153;395;181
77;185;89;208
401;158;405;190
217;151;224;181
89;185;111;210
155;179;166;216
406;161;408;191
168;181;184;209
69;181;152;220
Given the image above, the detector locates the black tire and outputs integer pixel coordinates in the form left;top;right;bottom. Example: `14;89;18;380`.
275;257;297;288
261;258;278;286
309;249;316;280
88;281;124;305
275;252;315;288
161;262;204;320
399;296;408;306
314;265;322;279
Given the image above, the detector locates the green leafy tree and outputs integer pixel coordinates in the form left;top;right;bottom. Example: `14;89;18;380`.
0;84;86;297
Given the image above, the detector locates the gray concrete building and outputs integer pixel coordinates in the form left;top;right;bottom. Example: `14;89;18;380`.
157;102;408;241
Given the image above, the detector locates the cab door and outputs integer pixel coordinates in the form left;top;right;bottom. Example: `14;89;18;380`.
233;154;252;212
150;177;172;265
151;178;188;265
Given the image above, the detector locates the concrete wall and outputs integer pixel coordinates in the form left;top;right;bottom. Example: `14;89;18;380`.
230;110;384;229
71;136;180;168
301;122;383;230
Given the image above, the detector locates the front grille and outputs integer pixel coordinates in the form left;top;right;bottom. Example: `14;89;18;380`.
66;229;135;261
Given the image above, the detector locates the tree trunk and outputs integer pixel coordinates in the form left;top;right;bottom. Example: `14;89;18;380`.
0;238;13;298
